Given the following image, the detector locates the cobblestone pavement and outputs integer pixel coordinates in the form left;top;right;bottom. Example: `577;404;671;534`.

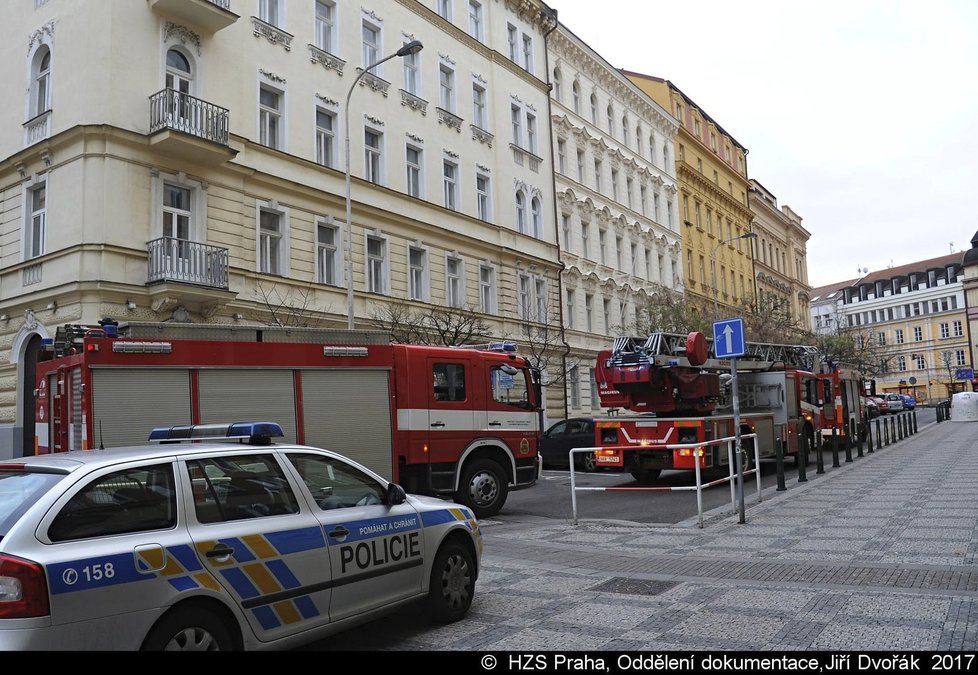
310;419;978;651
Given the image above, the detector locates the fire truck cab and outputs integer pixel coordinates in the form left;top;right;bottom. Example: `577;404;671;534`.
815;362;868;447
33;320;542;518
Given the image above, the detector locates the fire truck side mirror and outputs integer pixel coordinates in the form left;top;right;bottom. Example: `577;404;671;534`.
387;483;407;506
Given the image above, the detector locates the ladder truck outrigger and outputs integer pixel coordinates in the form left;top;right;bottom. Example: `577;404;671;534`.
592;331;828;480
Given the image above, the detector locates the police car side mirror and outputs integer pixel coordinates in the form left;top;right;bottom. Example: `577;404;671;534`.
387;483;407;505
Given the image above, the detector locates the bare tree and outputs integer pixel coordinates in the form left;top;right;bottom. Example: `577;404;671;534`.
812;305;895;378
509;301;572;389
369;299;492;347
251;280;329;327
738;293;810;345
632;284;711;336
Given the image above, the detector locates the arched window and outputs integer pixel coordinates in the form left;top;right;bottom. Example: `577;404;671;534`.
590;93;598;124
606;103;614;135
166;48;193;94
635;124;642;152
515;190;526;234
649;134;656;164
531;197;542;238
662;144;669;167
31;46;51;117
552;68;562;102
572;81;580;114
622;115;629;145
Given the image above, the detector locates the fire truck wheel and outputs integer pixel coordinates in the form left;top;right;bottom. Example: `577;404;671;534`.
426;539;476;623
630;468;661;482
458;458;508;518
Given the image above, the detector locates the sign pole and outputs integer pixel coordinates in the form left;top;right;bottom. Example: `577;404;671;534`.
731;356;745;524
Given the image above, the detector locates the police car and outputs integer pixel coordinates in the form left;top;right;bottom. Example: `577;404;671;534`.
0;422;482;651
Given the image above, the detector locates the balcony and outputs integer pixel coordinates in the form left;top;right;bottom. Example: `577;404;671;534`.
149;0;238;33
147;237;229;290
148;89;236;164
23;109;51;147
510;144;542;172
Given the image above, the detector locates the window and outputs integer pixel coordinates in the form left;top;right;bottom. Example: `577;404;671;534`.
26;180;47;259
161;182;190;274
259;0;282;26
954;320;964;337
581;222;590;258
569;365;580;409
622;116;629;145
557;140;566;174
576;150;585;182
515;190;526;234
615;235;623;269
437;0;452;21
492;365;530;408
640;185;647;215
590;93;598;125
406;145;422;198
30;46;51;118
653;192;661;222
362;20;381;69
526;112;537;154
439;64;455;112
598;228;609;265
602;298;610;332
287;454;385;511
626;178;633;209
480;264;496;314
895;328;904;344
507;23;518;61
433;363;466;402
914;354;926;369
511;104;523;146
364;128;382;184
367;235;387;293
259;86;282;149
317;219;339;285
476;172;491;221
590;368;600;409
957;349;966;367
409;246;427;301
48;465;176;541
315;1;336;52
518;273;531;320
606;104;614;135
552;68;562;102
403;44;420;95
897;356;906;371
188;455;298;524
315;108;335;167
535;278;547;322
522;34;533;73
258;207;283;275
531;197;542;238
611;169;618;200
468;1;483;40
649;134;656;165
561;213;570;246
443;160;458;210
472;83;487;128
594;159;602;191
941;322;950;339
914;326;923;341
446;256;463;307
585;294;593;331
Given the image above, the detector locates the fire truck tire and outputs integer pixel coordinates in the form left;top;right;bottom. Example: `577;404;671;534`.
142;607;238;651
630;469;661;482
426;538;476;623
457;458;508;518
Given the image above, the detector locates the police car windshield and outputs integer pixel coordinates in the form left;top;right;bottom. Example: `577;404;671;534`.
0;471;63;536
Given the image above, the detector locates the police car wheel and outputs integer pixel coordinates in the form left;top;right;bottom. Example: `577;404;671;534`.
142;608;236;651
426;540;475;623
458;459;508;519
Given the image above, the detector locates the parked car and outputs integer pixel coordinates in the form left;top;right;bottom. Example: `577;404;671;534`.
899;394;917;411
883;393;905;413
540;418;598;472
870;396;889;414
864;396;880;419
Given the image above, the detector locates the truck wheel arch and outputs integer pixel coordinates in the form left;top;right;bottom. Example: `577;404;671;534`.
454;439;516;491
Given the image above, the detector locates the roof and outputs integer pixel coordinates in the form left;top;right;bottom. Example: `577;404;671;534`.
810;278;859;302
964;230;978;266
857;251;963;285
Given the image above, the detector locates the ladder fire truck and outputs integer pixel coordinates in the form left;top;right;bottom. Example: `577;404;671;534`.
33;319;543;517
815;361;870;447
593;331;826;480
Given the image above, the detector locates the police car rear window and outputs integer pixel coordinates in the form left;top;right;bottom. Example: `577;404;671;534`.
0;471;65;536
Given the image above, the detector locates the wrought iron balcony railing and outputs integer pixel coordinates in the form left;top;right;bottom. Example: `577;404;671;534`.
149;89;229;145
147;236;229;289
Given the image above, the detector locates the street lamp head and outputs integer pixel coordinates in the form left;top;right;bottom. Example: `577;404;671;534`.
396;40;424;57
743;232;758;240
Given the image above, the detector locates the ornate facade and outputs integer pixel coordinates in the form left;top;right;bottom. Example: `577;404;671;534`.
548;25;680;417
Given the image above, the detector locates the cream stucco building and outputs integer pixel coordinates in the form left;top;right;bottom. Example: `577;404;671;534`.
0;0;561;457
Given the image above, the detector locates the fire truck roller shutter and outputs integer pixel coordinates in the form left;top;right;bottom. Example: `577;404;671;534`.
300;369;393;480
198;370;298;442
91;369;192;447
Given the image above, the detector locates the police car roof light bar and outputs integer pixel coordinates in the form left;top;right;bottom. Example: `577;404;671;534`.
148;421;285;445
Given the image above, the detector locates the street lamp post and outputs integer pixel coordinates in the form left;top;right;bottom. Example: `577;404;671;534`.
711;231;757;320
344;40;423;330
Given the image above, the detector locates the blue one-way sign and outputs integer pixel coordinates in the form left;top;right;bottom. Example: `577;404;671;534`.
713;318;746;358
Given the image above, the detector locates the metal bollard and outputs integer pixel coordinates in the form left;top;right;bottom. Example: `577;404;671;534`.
867;420;874;452
900;413;906;439
832;427;841;468
816;431;825;474
890;415;896;442
902;413;909;438
875;418;881;449
776;439;787;491
857;422;864;458
913;410;918;433
884;417;890;445
844;421;853;463
797;435;808;483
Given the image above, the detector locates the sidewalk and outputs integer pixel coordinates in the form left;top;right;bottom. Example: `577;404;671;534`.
318;419;978;651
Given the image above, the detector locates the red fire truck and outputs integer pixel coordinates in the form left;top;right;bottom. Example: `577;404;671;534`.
592;332;825;480
816;362;869;447
33;320;542;517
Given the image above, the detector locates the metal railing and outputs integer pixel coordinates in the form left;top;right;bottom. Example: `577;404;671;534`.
149;89;229;145
568;434;760;528
147;237;229;289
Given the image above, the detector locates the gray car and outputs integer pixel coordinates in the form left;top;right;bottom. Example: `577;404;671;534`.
883;393;905;413
0;422;481;651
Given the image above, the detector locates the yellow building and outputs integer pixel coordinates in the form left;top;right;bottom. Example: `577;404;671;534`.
623;71;754;320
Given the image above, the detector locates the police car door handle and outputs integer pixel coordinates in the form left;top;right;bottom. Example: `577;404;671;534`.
431;421;446;428
329;525;349;540
205;543;235;560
